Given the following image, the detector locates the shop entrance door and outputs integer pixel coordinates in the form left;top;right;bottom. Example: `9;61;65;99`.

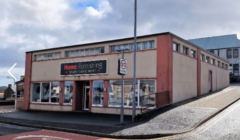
83;86;90;110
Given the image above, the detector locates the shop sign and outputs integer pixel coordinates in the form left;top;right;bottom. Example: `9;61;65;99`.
118;58;127;75
61;60;107;75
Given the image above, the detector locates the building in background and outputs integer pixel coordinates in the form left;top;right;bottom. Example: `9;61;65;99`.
15;76;25;98
4;84;15;99
189;34;240;82
22;32;229;115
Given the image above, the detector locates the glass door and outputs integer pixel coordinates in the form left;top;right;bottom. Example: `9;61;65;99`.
83;86;90;110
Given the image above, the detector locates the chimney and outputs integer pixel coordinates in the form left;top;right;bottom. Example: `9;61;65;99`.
8;84;12;88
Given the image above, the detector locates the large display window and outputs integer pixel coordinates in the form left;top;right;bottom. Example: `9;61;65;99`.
108;79;155;107
31;82;60;104
64;82;73;104
92;81;104;105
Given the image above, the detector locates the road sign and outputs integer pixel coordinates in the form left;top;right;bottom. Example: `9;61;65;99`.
118;58;127;75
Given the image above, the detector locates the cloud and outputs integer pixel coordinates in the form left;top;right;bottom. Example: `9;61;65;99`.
1;0;240;86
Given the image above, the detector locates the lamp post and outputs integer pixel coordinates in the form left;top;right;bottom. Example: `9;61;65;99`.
132;0;137;122
116;48;129;124
7;76;16;97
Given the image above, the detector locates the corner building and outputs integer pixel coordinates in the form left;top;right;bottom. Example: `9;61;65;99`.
23;32;229;115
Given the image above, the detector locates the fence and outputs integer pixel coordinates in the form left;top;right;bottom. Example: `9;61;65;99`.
140;91;170;114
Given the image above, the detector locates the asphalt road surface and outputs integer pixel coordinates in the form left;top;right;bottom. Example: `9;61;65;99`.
0;123;111;140
161;99;240;140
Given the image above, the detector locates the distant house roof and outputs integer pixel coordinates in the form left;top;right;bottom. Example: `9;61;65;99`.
188;34;240;50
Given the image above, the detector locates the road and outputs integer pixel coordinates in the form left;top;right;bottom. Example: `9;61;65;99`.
0;123;111;140
161;99;240;140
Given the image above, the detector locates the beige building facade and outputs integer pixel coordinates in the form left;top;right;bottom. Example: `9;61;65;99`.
22;32;229;115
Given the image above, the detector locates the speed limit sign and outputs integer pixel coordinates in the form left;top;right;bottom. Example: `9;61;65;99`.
118;58;127;75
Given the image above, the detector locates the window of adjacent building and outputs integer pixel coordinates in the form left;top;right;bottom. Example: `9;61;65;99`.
65;47;104;58
210;50;214;54
233;64;239;74
108;79;155;107
227;49;232;59
32;82;60;103
173;43;180;52
182;46;188;55
233;48;239;58
64;82;73;104
191;50;196;57
35;52;61;61
201;54;205;61
110;40;154;53
222;63;225;68
92;81;104;105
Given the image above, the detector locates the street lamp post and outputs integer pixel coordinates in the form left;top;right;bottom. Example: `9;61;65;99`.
132;0;137;122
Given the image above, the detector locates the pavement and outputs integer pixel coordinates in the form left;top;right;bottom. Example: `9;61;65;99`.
0;84;239;139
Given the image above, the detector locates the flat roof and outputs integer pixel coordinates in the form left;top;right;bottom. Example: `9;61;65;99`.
26;32;229;63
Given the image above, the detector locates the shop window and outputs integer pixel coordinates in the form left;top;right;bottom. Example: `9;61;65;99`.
50;82;60;103
108;80;155;107
64;82;73;104
233;48;239;58
191;50;196;57
108;80;138;106
32;83;40;102
92;81;104;105
227;49;232;59
139;80;155;107
182;46;188;55
41;83;50;102
32;82;60;104
173;43;180;52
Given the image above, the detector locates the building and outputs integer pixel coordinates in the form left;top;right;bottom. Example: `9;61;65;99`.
4;84;15;99
189;34;240;81
22;32;229;115
15;76;25;98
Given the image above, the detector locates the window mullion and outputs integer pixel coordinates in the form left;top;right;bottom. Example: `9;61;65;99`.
49;82;51;103
137;80;140;107
40;83;42;103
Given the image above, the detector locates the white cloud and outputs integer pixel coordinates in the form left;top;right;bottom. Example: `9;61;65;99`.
85;0;112;18
39;35;57;45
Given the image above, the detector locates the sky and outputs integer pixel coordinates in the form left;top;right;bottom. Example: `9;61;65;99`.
0;0;240;86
